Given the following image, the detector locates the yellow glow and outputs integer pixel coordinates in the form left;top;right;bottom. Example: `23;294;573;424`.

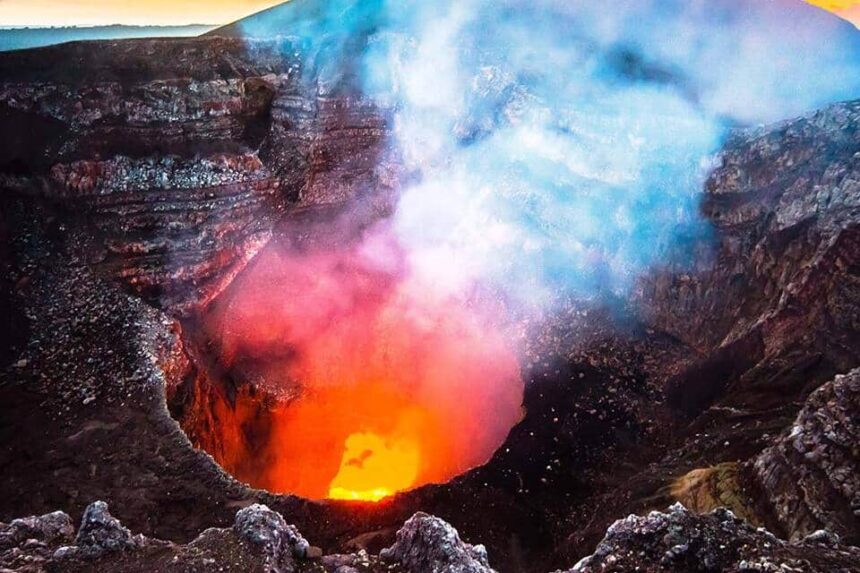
0;1;285;27
806;0;860;9
806;0;860;26
328;432;420;502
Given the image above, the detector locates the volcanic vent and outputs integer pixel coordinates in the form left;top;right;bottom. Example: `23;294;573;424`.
170;213;525;502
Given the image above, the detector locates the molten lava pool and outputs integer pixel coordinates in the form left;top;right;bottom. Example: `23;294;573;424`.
194;224;524;501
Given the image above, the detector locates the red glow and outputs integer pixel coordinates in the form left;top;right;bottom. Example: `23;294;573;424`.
203;224;524;501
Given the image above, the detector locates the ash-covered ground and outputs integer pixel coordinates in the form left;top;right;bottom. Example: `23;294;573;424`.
1;4;860;572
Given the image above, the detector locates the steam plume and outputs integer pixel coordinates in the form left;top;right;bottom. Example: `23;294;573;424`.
238;0;860;305
209;0;860;498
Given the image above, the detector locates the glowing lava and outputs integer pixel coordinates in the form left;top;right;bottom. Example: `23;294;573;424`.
201;223;524;501
328;432;420;501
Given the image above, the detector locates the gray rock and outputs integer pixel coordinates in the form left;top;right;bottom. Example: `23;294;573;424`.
0;510;73;550
568;503;860;573
752;369;860;543
234;504;310;560
380;512;495;573
73;500;138;558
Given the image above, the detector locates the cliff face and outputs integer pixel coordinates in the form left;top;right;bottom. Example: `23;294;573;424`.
638;101;860;415
752;369;860;545
618;102;860;552
0;38;391;313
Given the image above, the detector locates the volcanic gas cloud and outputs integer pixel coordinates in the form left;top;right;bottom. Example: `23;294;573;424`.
202;223;524;501
196;0;860;502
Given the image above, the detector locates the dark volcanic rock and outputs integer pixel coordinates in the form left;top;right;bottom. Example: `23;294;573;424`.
568;503;860;573
71;501;140;558
3;503;859;573
0;511;74;572
751;368;860;544
0;512;73;551
14;503;320;573
638;100;860;417
0;505;499;573
234;504;311;562
380;512;494;573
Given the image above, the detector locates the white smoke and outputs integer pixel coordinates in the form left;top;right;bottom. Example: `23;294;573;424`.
239;0;860;308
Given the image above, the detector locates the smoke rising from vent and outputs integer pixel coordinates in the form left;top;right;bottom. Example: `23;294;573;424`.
239;0;860;306
203;0;860;499
204;227;524;499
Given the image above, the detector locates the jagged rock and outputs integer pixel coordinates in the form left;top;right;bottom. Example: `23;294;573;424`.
568;503;860;573
0;511;73;551
234;504;310;560
637;100;860;416
751;368;860;544
71;501;139;558
380;512;495;573
0;503;315;572
0;511;74;572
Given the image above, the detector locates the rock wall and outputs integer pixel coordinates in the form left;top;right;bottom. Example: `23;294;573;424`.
751;368;860;544
637;101;860;415
0;38;392;314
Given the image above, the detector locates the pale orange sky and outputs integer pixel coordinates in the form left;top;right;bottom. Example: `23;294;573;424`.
0;0;858;27
808;0;860;24
0;0;284;27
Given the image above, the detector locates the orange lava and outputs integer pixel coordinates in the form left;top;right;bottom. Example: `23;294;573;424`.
204;225;524;501
328;432;420;501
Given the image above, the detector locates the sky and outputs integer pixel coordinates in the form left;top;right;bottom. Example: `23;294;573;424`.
0;0;858;27
0;1;283;27
809;0;860;24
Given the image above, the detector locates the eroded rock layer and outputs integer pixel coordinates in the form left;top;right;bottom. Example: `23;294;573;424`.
0;38;391;313
752;368;860;544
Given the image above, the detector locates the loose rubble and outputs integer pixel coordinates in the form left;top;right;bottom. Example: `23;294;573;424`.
568;503;860;573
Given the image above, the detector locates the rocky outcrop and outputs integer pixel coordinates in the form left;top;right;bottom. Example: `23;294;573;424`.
380;512;495;573
0;38;392;314
0;511;74;572
569;503;860;573
70;501;140;558
3;503;859;573
638;100;860;415
1;503;318;573
751;368;860;544
234;504;311;563
1;503;499;573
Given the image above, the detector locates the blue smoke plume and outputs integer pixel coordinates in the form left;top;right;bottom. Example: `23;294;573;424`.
237;0;860;308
